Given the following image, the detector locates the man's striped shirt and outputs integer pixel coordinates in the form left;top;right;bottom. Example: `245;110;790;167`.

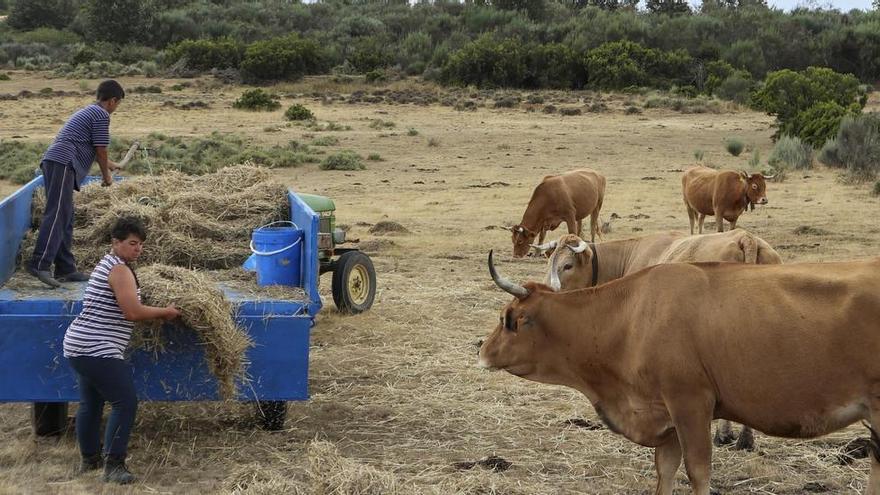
43;104;110;189
63;253;138;359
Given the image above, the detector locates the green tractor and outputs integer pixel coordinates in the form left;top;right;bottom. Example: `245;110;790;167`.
296;193;377;314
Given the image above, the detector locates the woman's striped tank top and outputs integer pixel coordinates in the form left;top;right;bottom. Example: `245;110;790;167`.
63;253;139;359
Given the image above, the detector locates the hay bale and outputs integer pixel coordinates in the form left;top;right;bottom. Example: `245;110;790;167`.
136;264;253;400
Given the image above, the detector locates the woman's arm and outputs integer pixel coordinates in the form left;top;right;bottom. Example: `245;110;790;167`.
108;264;179;322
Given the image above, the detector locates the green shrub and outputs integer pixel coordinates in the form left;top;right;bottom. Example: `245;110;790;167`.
320;150;365;171
750;67;866;142
285;104;314;121
768;135;813;179
818;138;844;169
348;36;393;73
724;138;744;157
0;74;9;81
312;136;339;146
585;40;692;90
241;34;326;83
233;89;281;111
873;180;880;197
714;71;753;104
833;113;880;181
368;119;395;129
0;140;46;184
8;0;74;31
748;149;761;169
694;149;704;162
407;128;419;136
783;101;855;149
365;69;386;83
367;153;382;161
112;133;316;175
165;38;244;71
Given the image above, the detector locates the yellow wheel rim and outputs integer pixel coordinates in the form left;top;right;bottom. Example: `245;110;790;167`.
348;264;370;306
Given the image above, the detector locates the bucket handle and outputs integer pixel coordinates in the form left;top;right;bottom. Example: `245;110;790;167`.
250;221;302;256
258;220;299;230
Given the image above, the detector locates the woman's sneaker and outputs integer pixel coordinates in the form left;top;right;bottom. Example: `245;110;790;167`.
103;455;135;484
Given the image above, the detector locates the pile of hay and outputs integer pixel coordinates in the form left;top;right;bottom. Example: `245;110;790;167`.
29;164;289;269
24;164;293;399
134;264;253;400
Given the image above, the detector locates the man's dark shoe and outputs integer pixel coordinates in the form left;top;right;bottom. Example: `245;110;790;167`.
26;266;61;288
56;271;90;283
74;453;103;475
103;454;135;485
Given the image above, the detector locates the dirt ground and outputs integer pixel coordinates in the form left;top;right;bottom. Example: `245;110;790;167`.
1;72;879;494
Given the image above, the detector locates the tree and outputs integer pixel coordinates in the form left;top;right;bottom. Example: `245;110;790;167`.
7;0;75;30
645;0;691;15
83;0;157;45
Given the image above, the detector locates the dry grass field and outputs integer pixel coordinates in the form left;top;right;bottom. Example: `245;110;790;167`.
1;72;879;494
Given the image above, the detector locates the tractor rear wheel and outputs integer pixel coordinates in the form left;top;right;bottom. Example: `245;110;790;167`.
331;251;376;314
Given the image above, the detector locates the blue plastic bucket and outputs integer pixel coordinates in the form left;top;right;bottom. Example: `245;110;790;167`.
249;221;303;287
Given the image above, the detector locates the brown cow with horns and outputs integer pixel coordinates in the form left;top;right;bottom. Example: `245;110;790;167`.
682;166;773;235
510;169;605;258
480;251;880;495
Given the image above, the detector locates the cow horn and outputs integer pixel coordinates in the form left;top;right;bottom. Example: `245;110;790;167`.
488;250;529;298
567;240;589;254
530;240;558;252
762;173;776;180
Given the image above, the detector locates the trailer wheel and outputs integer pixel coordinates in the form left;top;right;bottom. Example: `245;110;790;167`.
331;251;376;314
255;401;287;431
32;402;69;436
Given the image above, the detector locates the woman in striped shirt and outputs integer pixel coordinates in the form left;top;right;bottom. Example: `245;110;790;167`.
63;217;179;484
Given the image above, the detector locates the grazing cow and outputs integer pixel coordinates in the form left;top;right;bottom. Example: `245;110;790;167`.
535;230;783;450
682;166;773;234
510;169;605;258
480;251;880;495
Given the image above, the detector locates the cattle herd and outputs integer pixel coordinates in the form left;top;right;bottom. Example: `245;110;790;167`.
478;165;880;495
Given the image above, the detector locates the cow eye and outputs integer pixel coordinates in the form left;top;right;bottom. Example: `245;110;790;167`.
752;183;758;189
563;263;573;271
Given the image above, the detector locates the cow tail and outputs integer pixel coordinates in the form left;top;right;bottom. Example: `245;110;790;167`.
739;233;758;264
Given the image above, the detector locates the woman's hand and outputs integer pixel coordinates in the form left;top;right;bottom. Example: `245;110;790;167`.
163;304;180;321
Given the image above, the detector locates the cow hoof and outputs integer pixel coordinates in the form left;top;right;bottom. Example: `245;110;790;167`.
713;431;736;447
733;428;756;451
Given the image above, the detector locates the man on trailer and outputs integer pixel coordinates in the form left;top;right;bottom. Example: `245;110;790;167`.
28;80;125;288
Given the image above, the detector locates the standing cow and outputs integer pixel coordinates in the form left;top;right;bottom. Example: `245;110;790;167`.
510;169;605;258
481;252;880;495
682;166;773;234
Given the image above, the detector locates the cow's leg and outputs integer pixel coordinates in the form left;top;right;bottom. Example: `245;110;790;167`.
576;219;583;238
864;410;880;495
734;425;755;451
590;210;601;242
654;435;682;495
713;420;736;446
670;401;714;495
729;218;738;231
686;205;696;235
697;214;706;234
715;212;725;233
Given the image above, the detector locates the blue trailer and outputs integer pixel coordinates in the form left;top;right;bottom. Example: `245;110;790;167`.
0;175;330;433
